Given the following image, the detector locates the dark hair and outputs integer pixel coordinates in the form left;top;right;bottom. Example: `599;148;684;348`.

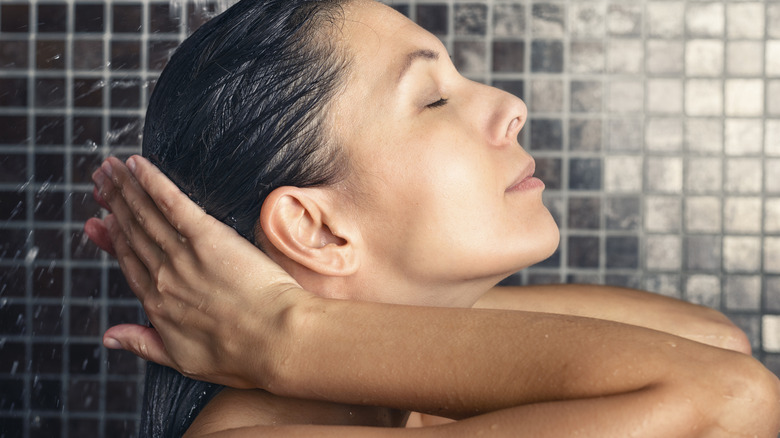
139;1;351;436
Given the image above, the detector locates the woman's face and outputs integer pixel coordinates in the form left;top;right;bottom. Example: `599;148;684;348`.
330;0;559;307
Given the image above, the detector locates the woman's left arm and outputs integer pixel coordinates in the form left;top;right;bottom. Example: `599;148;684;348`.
475;284;751;354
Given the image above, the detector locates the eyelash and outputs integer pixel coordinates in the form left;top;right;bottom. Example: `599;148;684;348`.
426;98;449;109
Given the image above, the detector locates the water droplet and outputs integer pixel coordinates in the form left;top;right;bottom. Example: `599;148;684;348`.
25;246;39;264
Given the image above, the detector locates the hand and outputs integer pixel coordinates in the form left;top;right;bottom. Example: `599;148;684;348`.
86;155;308;389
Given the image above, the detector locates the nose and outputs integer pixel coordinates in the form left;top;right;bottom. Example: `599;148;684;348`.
470;81;527;147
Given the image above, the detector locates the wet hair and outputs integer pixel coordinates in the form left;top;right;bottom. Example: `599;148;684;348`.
139;0;351;436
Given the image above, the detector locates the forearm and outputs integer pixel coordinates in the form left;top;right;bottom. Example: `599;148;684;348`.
476;284;751;353
270;296;755;418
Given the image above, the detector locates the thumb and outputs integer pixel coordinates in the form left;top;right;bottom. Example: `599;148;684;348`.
103;324;174;369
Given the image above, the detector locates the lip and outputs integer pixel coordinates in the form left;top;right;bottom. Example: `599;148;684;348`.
506;159;544;192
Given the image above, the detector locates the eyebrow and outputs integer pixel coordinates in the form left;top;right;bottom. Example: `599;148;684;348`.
397;49;440;84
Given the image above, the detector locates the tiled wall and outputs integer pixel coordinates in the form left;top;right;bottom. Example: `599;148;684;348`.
0;1;778;437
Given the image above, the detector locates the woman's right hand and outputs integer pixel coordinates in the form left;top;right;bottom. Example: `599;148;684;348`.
85;155;308;390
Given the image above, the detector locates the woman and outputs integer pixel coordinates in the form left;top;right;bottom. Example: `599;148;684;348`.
86;0;780;436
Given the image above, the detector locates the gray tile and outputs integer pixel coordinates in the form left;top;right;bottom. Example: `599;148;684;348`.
492;40;525;72
725;79;764;117
493;3;525;37
530;118;563;150
767;276;780;312
569;119;602;152
646;118;683;152
645;157;683;194
646;235;682;271
644;196;681;233
686;39;723;77
607;4;642;37
685;118;723;154
724;275;761;310
568;196;601;229
724;158;762;194
608;118;643;152
530;79;563;112
646;79;683;114
605;196;640;230
607;39;643;74
726;3;764;39
723;236;762;272
608;80;643;113
568;235;600;268
770;4;780;39
766;237;780;274
569;3;605;38
453;41;486;74
686;3;724;38
730;315;761;350
454;4;487;36
685;196;722;233
685;275;721;307
571;80;602;113
768;120;780;156
685;235;722;271
646;1;685;38
726;41;764;77
531;39;563;72
532;3;565;38
685;157;722;194
605;156;642;193
647;40;684;75
569;158;602;190
606;235;639;268
570;41;604;74
768;81;780;116
686;79;723;117
724;119;762;156
643;274;681;298
767;160;780;194
768;41;780;76
724;197;762;234
766;198;780;233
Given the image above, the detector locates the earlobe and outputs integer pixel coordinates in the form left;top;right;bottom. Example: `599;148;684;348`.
259;187;359;276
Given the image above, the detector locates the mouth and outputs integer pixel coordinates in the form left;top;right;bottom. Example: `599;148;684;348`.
506;159;544;193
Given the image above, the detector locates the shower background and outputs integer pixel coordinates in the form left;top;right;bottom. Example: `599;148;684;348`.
1;0;779;436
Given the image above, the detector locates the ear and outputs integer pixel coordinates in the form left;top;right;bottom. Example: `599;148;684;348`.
259;186;359;276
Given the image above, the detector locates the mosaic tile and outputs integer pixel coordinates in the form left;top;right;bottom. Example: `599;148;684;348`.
686;3;724;38
608;118;643;152
113;4;142;33
724;197;762;234
726;3;764;40
685;118;723;154
684;276;720;307
568;235;599;268
770;4;780;39
530;119;563;150
74;3;104;33
768;160;780;194
605;155;642;192
646;40;683;75
605;196;640;230
685;196;722;233
0;40;29;69
453;41;486;74
570;80;602;113
686;39;723;77
645;156;683;194
1;4;29;33
608;80;643;113
569;119;602;152
646;79;683;114
492;40;525;72
645;196;681;233
724;158;762;194
724;119;762;156
568;196;600;229
723;236;762;273
766;198;780;233
686;79;723;117
766;237;780;274
768;41;780;77
724;275;761;310
685;157;721;194
416;4;448;35
769;81;780;116
643;274;681;298
645;118;683;152
570;41;604;74
767;277;780;312
607;38;643;74
606;235;639;269
646;1;684;38
645;235;682;271
685;235;722;271
764;316;780;353
569;158;602;190
768;120;780;156
726;41;764;77
606;3;641;37
532;3;565;38
725;79;764;117
531;39;563;72
454;4;487;36
569;3;605;38
530;79;563;112
493;3;525;37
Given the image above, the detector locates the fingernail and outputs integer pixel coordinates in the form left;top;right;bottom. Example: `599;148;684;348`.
101;160;113;178
92;168;107;187
126;157;137;173
103;337;122;349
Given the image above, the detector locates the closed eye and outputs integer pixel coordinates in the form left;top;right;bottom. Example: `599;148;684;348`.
426;98;449;109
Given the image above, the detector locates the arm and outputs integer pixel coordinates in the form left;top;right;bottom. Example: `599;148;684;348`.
476;284;751;354
88;156;780;437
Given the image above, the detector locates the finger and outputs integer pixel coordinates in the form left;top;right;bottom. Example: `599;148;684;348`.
103;324;175;369
126;155;222;240
91;184;110;211
96;159;165;273
105;214;154;303
84;217;116;257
